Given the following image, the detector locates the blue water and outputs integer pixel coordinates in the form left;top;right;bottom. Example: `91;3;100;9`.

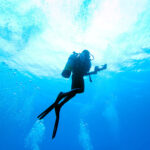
0;0;150;150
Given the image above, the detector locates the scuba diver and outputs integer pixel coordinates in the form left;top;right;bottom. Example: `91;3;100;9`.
37;50;107;139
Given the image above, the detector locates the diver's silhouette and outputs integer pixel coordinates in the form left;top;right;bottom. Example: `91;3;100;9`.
37;50;107;139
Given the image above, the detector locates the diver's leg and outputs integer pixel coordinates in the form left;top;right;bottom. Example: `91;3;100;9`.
59;88;81;98
55;74;84;103
57;74;84;107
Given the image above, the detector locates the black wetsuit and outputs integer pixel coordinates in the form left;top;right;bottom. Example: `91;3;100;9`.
71;56;91;93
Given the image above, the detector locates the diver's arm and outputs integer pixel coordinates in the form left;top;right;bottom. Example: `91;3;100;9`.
85;70;97;76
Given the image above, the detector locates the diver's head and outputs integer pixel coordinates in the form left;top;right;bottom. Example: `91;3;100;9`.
80;49;90;60
80;50;92;71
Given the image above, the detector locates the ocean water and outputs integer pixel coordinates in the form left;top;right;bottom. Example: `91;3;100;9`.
0;0;150;150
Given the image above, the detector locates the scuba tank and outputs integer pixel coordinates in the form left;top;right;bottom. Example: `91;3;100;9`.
61;52;78;78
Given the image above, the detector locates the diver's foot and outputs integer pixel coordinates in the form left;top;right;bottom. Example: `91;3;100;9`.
55;92;64;104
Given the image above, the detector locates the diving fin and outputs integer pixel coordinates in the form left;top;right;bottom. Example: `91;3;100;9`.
52;106;60;139
37;102;56;120
37;92;63;120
